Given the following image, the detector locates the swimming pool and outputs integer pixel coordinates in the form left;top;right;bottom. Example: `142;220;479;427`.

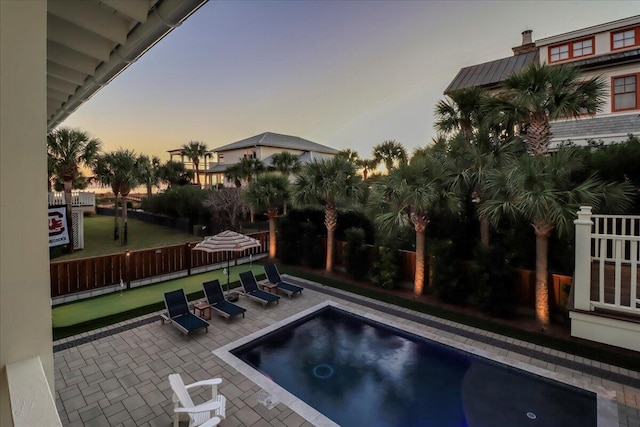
214;301;618;426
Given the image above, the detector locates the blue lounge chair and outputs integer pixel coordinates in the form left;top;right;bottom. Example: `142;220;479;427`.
203;279;246;321
162;289;209;336
239;271;280;306
264;263;303;298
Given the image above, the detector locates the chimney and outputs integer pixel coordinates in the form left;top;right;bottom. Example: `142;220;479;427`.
512;29;537;56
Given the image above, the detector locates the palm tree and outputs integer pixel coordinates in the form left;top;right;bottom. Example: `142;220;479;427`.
180;140;210;186
356;158;379;180
372;140;407;174
47;127;101;252
234;157;265;222
225;163;243;188
137;154;161;199
93;152;121;240
292;157;361;272
371;154;460;296
490;63;606;156
270;151;301;177
243;173;290;259
336;149;359;164
158;160;193;188
94;149;141;244
434;87;486;144
479;148;634;327
238;157;265;184
269;151;300;214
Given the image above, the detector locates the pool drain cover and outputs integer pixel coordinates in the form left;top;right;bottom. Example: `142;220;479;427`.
313;364;334;379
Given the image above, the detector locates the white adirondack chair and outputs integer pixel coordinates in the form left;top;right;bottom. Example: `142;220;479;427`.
169;373;226;427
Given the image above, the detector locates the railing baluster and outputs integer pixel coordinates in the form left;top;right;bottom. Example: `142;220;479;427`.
630;240;638;309
599;238;606;304
614;239;622;307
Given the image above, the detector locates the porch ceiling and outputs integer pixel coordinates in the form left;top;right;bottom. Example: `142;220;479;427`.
46;0;207;131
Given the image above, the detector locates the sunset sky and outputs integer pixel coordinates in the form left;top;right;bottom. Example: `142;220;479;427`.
63;1;637;161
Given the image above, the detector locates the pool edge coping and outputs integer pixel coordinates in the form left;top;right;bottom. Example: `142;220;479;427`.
213;300;619;427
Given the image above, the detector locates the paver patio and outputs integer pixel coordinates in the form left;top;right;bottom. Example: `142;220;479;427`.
54;275;640;426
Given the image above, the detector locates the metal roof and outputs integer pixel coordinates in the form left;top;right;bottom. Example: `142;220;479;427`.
212;132;339;155
444;51;538;94
47;0;207;130
550;114;640;142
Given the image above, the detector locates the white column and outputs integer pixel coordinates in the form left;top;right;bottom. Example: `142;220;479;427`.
573;206;593;311
1;2;53;426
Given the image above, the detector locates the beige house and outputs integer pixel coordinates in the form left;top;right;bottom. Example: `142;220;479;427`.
205;131;339;187
0;1;206;425
446;15;640;146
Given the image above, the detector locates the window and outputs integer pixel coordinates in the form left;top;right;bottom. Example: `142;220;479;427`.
548;37;594;63
572;39;592;57
550;44;569;62
612;74;638;112
611;27;639;50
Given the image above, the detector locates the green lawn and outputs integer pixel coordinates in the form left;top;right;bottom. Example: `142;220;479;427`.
53;214;196;261
52;264;265;330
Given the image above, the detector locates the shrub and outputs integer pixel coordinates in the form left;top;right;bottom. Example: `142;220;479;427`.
469;244;515;317
142;186;211;226
370;246;400;289
277;217;301;265
300;222;323;268
344;227;369;280
429;239;468;304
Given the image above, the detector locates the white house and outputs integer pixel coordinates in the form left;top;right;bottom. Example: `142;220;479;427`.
445;15;640;146
205;131;339;187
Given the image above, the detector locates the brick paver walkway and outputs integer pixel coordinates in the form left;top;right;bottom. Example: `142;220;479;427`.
54;276;640;427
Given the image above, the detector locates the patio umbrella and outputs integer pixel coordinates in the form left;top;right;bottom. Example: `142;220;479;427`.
192;230;261;294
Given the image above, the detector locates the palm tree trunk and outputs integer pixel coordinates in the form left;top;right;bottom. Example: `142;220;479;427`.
64;179;74;253
414;229;425;296
324;202;337;272
533;222;553;327
121;193;129;245
480;218;490;246
411;212;428;296
113;193;119;240
268;210;277;259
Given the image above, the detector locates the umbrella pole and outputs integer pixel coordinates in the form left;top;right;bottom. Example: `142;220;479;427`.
226;255;230;295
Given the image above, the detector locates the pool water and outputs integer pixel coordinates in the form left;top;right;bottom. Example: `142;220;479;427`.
232;307;597;427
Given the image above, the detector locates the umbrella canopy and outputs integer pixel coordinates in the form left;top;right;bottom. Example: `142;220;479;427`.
192;230;261;293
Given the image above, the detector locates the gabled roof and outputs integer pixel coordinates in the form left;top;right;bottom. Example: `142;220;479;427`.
212;132;339;155
444;51;538;94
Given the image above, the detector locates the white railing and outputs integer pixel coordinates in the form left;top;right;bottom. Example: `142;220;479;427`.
48;191;95;207
574;207;640;316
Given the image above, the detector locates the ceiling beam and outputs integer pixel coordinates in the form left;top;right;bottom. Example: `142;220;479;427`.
48;14;114;63
48;88;71;103
48;0;130;45
101;0;150;23
47;61;87;86
47;75;78;95
47;41;100;76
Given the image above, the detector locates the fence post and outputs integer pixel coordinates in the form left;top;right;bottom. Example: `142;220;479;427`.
125;251;131;289
573;206;593;311
186;242;192;276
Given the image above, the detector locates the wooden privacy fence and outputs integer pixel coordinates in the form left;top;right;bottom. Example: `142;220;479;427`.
332;239;572;313
50;231;268;298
